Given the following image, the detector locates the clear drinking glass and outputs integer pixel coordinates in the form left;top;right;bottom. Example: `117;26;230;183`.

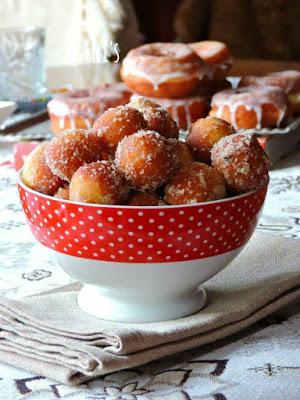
0;27;46;100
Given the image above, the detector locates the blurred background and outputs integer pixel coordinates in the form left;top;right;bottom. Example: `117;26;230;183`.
0;0;299;90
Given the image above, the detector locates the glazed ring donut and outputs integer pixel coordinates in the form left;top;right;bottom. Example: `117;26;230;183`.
134;94;209;130
239;70;300;115
189;40;233;81
210;85;290;130
47;83;131;135
121;43;206;99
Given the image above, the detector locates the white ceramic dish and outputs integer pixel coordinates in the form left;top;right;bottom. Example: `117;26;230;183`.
18;174;268;323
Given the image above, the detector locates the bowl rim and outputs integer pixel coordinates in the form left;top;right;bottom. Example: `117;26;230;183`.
17;169;269;210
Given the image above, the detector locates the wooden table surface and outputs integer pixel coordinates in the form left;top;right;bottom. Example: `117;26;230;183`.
231;59;300;76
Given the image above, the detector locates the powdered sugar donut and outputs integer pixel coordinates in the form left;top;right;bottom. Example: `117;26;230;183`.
135;94;209;130
168;139;194;168
54;185;69;200
45;129;109;182
93;105;146;154
121;43;206;98
127;191;161;206
47;83;132;135
187;116;234;163
129;96;179;139
69;161;129;204
164;162;226;205
210;86;290;130
22;143;63;195
115;130;179;191
211;133;269;193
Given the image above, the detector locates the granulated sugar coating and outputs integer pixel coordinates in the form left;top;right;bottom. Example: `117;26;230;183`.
168;139;194;168
22;143;64;195
54;186;70;200
211;133;269;193
115;130;179;191
187;116;234;163
69;160;129;204
93;105;146;154
21;110;270;206
129;96;179;139
127;191;161;206
45;129;109;182
164;161;226;205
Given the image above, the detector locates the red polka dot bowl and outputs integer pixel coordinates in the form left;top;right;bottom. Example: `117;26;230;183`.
18;174;268;323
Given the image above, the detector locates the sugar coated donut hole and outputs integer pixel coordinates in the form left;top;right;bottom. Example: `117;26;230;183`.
144;94;210;130
54;186;69;200
22;143;63;195
45;129;108;182
187;116;235;163
211;133;269;193
93;105;146;154
127;191;161;206
168;139;194;168
164;162;226;205
69;160;129;204
129;96;179;139
115;130;179;191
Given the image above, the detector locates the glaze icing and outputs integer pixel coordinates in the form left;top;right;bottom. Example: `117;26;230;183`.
211;86;288;129
48;83;131;131
240;71;300;95
121;43;207;91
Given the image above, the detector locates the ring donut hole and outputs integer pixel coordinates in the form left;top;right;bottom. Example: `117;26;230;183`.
145;48;175;58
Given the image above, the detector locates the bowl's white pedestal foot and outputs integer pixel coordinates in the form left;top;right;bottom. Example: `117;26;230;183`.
77;284;207;323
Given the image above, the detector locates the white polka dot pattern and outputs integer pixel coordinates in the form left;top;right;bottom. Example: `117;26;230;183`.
18;184;267;263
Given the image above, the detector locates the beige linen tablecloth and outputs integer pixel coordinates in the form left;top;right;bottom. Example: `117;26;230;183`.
0;233;298;385
1;134;300;397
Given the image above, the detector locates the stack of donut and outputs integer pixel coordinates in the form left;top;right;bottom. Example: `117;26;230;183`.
48;40;234;135
121;41;233;129
47;40;299;137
